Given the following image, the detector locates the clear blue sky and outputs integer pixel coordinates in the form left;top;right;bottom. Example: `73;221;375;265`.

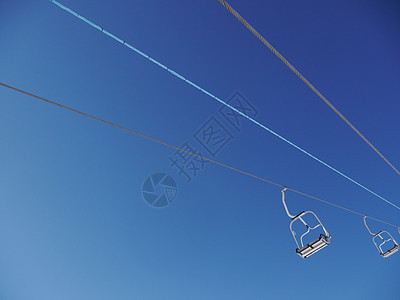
1;0;400;299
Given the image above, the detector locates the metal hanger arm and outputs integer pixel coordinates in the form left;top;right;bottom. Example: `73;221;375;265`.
282;188;296;219
364;216;378;236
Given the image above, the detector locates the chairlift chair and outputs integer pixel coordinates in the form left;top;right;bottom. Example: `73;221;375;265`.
363;217;399;258
281;188;331;258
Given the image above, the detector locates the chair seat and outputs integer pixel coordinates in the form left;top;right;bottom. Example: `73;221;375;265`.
381;245;399;258
296;235;330;258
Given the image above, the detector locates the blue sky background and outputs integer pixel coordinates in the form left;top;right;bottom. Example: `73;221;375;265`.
1;0;400;299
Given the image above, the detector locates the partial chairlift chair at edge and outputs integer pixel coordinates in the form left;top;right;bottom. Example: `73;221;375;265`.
363;216;399;258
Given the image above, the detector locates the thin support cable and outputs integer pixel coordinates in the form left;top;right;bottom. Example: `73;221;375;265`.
49;0;400;211
217;0;400;177
1;81;399;229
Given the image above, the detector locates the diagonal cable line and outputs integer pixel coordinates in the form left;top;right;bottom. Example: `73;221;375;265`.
217;0;400;177
49;0;400;211
0;81;399;228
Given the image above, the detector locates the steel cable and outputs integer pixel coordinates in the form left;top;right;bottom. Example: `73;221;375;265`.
1;81;398;228
49;0;400;211
217;0;400;177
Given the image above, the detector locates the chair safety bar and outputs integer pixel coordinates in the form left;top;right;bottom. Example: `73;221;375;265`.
281;188;331;258
363;216;399;258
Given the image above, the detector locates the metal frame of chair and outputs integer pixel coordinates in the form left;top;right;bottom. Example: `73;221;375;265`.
363;216;399;258
281;188;331;258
